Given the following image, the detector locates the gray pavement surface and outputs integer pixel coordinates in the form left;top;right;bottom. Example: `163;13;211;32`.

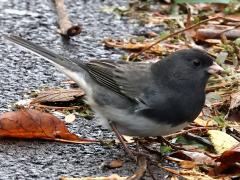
0;0;168;179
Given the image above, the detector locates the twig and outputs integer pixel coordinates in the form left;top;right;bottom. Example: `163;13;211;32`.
44;138;98;144
53;0;81;38
163;126;218;139
133;16;240;59
185;132;213;147
127;156;147;180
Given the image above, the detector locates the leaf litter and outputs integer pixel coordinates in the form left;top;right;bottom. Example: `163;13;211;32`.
100;1;240;179
3;0;240;179
3;82;96;144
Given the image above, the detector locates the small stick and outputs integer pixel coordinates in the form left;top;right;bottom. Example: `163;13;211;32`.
53;0;81;38
163;126;218;139
133;16;240;59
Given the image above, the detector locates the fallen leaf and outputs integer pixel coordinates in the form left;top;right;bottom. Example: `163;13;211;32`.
0;109;95;143
110;160;124;169
159;165;217;180
217;143;240;165
103;159;124;169
195;28;240;40
169;150;216;166
209;143;240;176
208;130;239;154
64;114;76;123
194;117;218;127
205;92;222;107
31;88;85;104
229;92;240;111
179;160;196;169
103;38;164;54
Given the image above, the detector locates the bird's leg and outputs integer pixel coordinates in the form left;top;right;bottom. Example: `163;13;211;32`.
109;121;136;161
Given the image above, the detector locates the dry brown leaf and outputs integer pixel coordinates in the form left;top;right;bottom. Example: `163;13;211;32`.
217;143;240;165
109;160;124;169
31;88;85;104
169;150;217;166
195;28;240;40
209;143;240;176
0;109;95;143
159;165;217;180
229;92;240;111
103;38;164;54
179;160;196;169
194;117;218;127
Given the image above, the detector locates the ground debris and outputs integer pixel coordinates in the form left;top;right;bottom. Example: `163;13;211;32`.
31;88;85;104
53;0;81;38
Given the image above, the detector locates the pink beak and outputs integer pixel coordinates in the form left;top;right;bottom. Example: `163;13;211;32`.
207;62;224;74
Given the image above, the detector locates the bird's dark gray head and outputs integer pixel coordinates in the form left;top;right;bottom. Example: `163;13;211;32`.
152;48;223;90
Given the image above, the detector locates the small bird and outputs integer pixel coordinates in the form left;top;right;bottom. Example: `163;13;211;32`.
5;35;223;140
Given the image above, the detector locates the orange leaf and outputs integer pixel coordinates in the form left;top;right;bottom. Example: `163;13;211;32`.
209;144;240;176
0;109;95;143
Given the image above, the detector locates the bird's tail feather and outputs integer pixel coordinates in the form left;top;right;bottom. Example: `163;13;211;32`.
4;35;91;90
4;35;83;72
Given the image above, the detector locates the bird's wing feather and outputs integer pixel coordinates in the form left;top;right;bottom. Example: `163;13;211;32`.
85;60;153;101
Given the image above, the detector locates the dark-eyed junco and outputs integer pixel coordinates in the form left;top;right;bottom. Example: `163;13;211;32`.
5;36;223;138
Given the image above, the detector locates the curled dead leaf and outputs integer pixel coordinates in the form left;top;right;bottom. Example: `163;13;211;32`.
209;144;240;176
0;109;95;143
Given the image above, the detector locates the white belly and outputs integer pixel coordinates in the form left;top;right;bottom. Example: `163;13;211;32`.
91;104;189;137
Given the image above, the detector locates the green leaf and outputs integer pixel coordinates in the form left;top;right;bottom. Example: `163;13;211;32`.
234;38;240;47
160;145;173;154
213;115;226;127
205;92;222;107
174;136;208;150
216;52;228;65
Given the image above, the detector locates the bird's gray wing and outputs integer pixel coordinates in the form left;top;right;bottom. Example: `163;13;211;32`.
85;60;154;102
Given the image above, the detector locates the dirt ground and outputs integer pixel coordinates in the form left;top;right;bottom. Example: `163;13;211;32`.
0;0;169;179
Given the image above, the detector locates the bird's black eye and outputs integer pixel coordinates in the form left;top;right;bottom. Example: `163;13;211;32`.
193;59;200;67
